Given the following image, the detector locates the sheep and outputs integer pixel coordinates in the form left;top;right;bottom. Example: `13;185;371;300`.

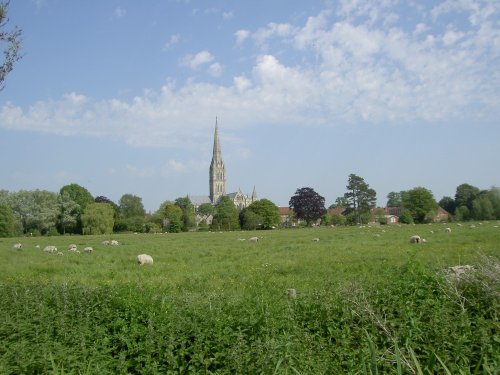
43;245;57;253
83;246;93;253
248;237;259;242
312;238;320;242
13;243;22;250
110;240;119;246
287;288;297;299
56;252;64;256
68;244;77;252
136;254;153;265
445;227;451;233
409;235;422;244
102;240;110;245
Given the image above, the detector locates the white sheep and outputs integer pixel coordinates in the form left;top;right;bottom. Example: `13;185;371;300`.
102;240;110;245
136;254;153;265
68;244;77;252
43;245;57;253
111;240;119;246
248;237;259;242
83;246;93;253
312;238;320;242
13;243;22;250
56;252;64;256
445;227;451;233
409;235;422;244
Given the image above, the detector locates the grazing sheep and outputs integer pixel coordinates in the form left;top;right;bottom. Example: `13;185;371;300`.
102;240;110;245
56;252;64;256
136;254;153;265
422;238;428;243
445;227;451;233
68;244;77;252
83;246;93;253
410;235;422;244
312;238;320;242
13;243;22;250
111;240;119;246
287;288;297;299
43;245;57;253
469;224;476;229
248;237;259;242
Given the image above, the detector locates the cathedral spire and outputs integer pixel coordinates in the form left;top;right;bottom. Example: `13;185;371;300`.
209;117;225;204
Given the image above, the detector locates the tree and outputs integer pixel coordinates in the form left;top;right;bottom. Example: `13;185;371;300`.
212;196;240;231
0;203;15;237
386;191;403;207
289;187;326;226
402;187;438;224
198;203;215;217
245;199;280;229
0;1;23;90
472;196;494;220
455;183;480;212
175;196;196;231
81;203;114;235
344;174;376;224
117;194;145;232
239;209;263;230
439;196;456;216
329;197;348;209
57;192;80;234
60;184;94;233
164;202;183;233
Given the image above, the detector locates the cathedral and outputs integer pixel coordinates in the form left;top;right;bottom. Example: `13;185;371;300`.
190;119;257;210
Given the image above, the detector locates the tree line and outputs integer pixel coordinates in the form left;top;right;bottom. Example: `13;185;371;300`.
1;177;499;237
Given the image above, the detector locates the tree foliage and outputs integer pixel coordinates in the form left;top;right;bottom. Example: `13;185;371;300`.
402;187;438;224
0;1;22;90
344;174;376;224
386;191;403;207
289;187;326;226
81;203;114;235
212;196;240;231
175;196;196;232
0;203;15;237
245;199;280;229
117;194;146;232
57;192;80;234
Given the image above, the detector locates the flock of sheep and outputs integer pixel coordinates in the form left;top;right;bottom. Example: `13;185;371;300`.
11;240;153;266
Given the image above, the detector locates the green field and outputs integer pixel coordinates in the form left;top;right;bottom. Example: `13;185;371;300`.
1;223;499;374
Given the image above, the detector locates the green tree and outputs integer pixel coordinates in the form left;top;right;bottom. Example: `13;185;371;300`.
399;209;414;224
164;202;183;233
197;203;215;216
344;174;376;224
239;209;263;230
289;187;326;226
488;187;500;219
0;203;15;237
175;196;196;231
117;194;146;232
439;196;456;216
402;187;438;224
60;184;94;233
81;203;114;235
472;196;494;220
454;183;480;212
212;196;240;231
57;192;80;234
329;197;348;209
386;191;403;207
245;199;280;229
0;1;23;90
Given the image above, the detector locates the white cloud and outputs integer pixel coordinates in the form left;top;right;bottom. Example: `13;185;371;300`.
222;11;234;20
235;29;250;45
1;2;499;149
164;34;180;49
181;50;214;70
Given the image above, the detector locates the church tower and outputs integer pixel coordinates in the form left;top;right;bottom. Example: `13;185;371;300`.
209;118;226;204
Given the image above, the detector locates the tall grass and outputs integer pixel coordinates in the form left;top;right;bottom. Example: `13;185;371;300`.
0;223;498;373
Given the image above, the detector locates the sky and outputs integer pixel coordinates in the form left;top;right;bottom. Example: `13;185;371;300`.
1;0;499;212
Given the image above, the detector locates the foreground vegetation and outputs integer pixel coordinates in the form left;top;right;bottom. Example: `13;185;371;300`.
0;224;499;374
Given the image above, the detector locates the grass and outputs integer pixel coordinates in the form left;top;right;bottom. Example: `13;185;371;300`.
0;223;499;374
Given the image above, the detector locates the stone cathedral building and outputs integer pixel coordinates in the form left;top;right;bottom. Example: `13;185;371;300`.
190;119;257;210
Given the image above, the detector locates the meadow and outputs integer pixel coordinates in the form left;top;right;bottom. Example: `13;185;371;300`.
0;223;498;374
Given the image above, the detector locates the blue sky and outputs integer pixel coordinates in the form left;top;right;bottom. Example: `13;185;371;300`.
1;0;499;212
